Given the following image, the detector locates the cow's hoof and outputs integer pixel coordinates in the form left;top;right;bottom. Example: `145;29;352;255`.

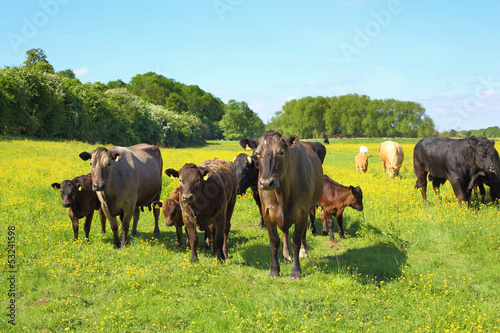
290;274;302;280
339;234;346;239
322;231;328;236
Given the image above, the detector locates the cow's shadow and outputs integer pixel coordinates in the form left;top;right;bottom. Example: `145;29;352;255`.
309;217;382;239
320;243;407;284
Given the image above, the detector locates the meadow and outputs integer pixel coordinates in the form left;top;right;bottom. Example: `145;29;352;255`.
1;136;499;332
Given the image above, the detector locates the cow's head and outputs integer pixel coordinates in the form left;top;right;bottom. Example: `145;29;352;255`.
388;164;402;178
51;180;82;207
240;130;298;191
156;187;182;227
232;153;259;195
79;147;123;191
348;186;364;211
468;137;499;176
165;164;209;206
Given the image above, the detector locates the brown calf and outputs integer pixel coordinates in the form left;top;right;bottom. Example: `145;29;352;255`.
355;153;370;174
310;175;363;242
52;173;106;241
153;186;213;249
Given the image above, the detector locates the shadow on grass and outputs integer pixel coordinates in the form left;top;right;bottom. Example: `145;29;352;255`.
321;242;407;284
309;217;383;239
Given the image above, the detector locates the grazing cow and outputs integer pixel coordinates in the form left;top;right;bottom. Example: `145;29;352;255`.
240;131;323;279
165;159;237;262
355;153;370;174
153;186;213;249
51;173;106;241
414;136;500;207
323;136;330;144
309;175;363;242
360;146;368;155
378;141;404;178
79;144;163;248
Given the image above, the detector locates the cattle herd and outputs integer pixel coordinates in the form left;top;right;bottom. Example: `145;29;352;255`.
52;132;500;279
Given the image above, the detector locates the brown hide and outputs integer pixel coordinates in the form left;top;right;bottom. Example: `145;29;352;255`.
165;158;237;262
309;175;363;242
355;153;370;174
79;143;163;248
378;141;404;178
240;131;323;279
51;173;106;241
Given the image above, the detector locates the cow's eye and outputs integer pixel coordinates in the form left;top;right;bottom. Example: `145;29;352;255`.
89;162;93;167
278;149;285;156
179;179;182;184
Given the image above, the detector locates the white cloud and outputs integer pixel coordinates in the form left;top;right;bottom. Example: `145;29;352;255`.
73;67;90;77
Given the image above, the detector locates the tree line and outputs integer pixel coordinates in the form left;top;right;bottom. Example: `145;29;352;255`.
0;49;265;147
267;94;436;139
2;48;463;147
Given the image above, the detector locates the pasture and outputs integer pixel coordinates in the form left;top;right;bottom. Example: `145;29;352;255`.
1;136;499;332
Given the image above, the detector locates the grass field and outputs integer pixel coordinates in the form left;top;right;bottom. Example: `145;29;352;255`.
1;136;499;332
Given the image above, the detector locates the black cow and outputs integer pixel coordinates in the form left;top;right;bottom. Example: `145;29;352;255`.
52;173;106;241
413;136;499;207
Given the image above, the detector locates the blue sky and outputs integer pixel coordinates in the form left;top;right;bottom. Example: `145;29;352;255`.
1;0;499;131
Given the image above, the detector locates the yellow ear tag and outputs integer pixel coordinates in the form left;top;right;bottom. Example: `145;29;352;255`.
114;155;120;162
78;184;83;191
203;173;209;181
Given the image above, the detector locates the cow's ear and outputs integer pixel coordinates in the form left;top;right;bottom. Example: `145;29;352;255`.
349;186;354;193
152;201;162;209
199;168;209;181
240;138;258;150
79;152;91;161
110;152;122;162
468;136;479;149
165;169;179;178
51;182;61;189
286;135;300;148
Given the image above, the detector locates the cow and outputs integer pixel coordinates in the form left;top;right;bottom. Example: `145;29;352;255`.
165;159;237;262
360;146;368;155
234;141;326;230
467;171;500;205
153;186;213;249
51;173;106;241
413;136;500;207
355;153;370;174
309;175;363;242
240;131;323;279
378;141;404;178
79;144;163;248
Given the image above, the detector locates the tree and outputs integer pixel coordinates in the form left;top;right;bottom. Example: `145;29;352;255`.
24;48;54;73
219;100;265;140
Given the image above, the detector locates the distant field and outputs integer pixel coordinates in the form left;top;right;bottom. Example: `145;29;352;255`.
1;136;499;332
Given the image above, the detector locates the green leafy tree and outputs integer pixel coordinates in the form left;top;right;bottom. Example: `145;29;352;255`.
220;100;264;140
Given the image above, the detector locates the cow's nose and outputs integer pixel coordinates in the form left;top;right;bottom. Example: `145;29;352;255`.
93;183;104;191
182;194;193;203
489;166;495;173
259;177;279;190
62;202;71;208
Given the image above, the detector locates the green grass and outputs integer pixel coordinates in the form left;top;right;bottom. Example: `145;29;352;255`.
1;136;499;332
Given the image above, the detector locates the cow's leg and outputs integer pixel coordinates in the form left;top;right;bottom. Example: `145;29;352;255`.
108;216;121;248
337;214;345;238
290;222;306;280
299;222;309;259
83;211;94;242
214;221;226;261
184;226;190;248
98;208;106;233
326;212;335;242
68;210;79;241
266;221;281;277
281;230;291;262
130;207;140;237
449;179;468;208
478;183;486;203
223;197;235;258
204;225;212;250
152;203;161;238
186;223;198;262
320;209;329;236
251;186;264;229
417;173;428;201
175;224;183;247
309;207;317;234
